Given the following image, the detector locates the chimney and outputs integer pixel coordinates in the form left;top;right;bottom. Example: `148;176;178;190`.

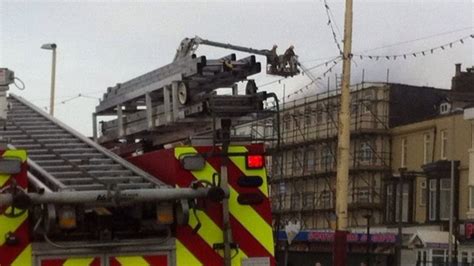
455;63;462;77
452;63;474;92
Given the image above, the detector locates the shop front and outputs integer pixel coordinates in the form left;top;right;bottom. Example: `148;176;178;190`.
276;230;397;266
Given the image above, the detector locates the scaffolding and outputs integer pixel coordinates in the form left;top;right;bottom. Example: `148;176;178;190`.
258;82;393;230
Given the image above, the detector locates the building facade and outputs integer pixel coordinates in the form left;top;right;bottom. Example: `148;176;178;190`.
391;112;472;265
263;64;474;265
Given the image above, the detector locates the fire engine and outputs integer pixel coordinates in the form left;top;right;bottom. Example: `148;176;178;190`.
0;38;299;266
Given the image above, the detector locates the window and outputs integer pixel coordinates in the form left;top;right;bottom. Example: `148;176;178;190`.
303;193;314;209
423;133;432;164
305;109;312;126
279;182;286;195
283;115;291;131
432;249;447;264
355;187;371;203
318;190;332;208
351;103;358;114
461;251;468;264
360;142;373;162
439;179;451;220
293;113;302;129
385;180;411;223
292;151;303;175
278;193;288;210
420;179;427;206
362;90;373;113
316;104;323;123
401;137;407;168
470;187;474;210
429;179;437;221
386;184;394;222
441;130;448;159
321;146;333;169
272;154;283;177
291;193;301;209
440;102;451;114
395;183;410;222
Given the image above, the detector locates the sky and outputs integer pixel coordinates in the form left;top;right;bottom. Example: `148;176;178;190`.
1;0;473;136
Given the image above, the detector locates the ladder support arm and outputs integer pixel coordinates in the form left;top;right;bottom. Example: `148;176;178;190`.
0;187;214;207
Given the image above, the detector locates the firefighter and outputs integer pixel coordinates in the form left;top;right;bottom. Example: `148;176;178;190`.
267;44;279;73
282;45;297;73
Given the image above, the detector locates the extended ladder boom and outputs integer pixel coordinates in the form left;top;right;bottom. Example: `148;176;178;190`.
174;36;299;77
174;36;271;61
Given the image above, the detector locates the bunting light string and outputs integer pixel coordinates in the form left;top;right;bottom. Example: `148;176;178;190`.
285;59;341;100
41;93;100;111
306;55;342;71
321;0;343;55
354;34;473;61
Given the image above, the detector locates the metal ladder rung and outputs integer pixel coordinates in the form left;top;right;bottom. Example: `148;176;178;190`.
89;170;133;176
116;183;156;190
39;143;89;148
33;158;114;166
28;154;57;160
59;153;106;159
79;164;124;171
59;176;145;185
51;147;98;153
67;184;106;191
49;169;133;177
25;138;82;144
28;133;72;138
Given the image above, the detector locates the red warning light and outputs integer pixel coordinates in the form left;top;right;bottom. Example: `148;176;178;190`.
246;155;264;169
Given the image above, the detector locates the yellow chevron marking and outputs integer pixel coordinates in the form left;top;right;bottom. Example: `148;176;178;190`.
11;244;32;266
228;146;269;197
0;150;27;187
228;189;274;256
176;239;203;266
63;257;95;266
114;255;150;266
0;173;10;188
188;209;223;247
0;208;28;246
1;150;30;265
175;147;273;257
3;150;27;162
230;244;247;266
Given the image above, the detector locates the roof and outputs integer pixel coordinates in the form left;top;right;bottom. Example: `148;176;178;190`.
407;230;457;248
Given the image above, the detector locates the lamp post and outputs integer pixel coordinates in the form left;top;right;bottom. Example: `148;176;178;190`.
363;212;372;266
41;43;57;116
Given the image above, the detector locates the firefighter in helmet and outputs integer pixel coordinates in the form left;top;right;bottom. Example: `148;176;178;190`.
282;45;297;73
267;44;280;73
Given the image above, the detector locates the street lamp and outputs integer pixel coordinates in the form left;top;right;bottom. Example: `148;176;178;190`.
363;212;372;266
41;43;57;116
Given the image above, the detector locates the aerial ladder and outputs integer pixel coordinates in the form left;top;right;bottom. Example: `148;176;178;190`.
0;36;288;266
173;36;300;78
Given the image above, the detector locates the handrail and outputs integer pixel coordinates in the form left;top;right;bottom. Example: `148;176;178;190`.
7;143;66;190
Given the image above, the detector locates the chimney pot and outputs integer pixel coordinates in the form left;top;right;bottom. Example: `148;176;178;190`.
455;63;462;76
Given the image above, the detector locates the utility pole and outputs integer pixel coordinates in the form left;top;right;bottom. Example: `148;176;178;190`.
333;0;353;265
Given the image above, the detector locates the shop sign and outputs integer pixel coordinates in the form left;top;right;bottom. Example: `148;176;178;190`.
465;221;474;240
278;231;397;244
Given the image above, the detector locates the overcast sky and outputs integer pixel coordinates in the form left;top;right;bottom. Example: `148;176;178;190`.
1;0;473;136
